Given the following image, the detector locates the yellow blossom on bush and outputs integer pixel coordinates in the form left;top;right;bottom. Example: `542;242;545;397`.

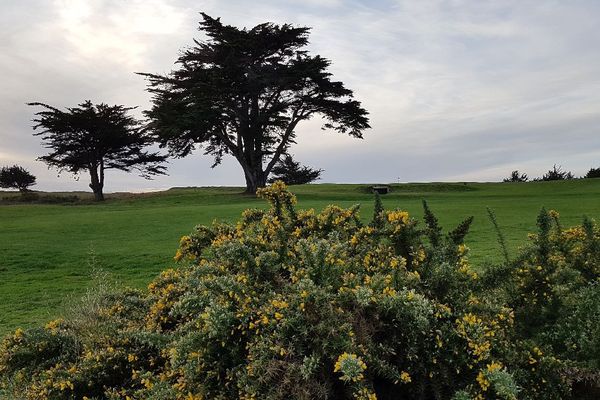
355;387;378;400
387;210;410;224
400;371;412;383
334;352;367;382
476;370;490;391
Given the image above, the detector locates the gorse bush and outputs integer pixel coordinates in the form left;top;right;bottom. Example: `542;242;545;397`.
1;182;599;399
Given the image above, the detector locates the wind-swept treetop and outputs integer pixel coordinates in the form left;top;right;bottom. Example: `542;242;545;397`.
0;165;36;193
29;101;167;201
139;13;369;193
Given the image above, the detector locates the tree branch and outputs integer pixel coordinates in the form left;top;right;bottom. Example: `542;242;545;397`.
264;107;305;176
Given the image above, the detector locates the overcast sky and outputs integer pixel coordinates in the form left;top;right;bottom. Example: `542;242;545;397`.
1;0;599;192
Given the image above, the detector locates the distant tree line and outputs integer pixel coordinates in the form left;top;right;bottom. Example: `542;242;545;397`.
504;165;600;182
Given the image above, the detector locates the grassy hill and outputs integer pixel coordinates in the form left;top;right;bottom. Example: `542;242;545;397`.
1;179;599;335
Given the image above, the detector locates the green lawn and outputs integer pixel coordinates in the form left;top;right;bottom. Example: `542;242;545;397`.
1;180;599;335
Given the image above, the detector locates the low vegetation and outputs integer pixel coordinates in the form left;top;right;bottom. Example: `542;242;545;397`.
0;182;598;399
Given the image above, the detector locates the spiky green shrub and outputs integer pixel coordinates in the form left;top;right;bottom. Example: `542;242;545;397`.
1;182;598;400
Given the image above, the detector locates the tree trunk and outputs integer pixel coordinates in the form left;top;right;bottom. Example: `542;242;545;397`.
238;129;268;194
89;166;105;201
243;167;267;194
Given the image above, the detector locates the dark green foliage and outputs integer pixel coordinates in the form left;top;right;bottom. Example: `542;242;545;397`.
0;165;36;193
503;170;528;182
139;13;369;193
487;207;510;264
422;200;442;246
267;154;323;185
421;200;473;257
585;167;600;179
370;191;385;228
29;101;167;201
539;165;574;181
447;216;474;246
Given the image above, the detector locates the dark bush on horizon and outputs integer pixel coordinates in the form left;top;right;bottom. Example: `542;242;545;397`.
585;167;600;179
1;182;599;399
503;170;528;182
538;164;575;181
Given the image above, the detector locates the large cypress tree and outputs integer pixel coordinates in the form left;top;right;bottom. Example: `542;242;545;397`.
29;101;167;201
140;13;369;193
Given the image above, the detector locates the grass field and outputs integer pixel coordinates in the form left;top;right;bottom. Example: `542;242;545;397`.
1;179;599;335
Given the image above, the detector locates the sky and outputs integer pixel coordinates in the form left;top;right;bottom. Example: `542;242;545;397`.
1;0;599;192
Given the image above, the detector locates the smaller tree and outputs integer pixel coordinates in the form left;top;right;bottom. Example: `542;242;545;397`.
0;165;36;192
584;167;600;179
503;170;528;182
540;164;574;181
29;101;167;201
267;154;323;185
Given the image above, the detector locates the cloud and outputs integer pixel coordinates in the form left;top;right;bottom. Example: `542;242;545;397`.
1;0;599;191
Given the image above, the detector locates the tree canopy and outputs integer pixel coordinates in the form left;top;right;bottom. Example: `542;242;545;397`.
140;13;369;193
0;165;36;192
29;101;167;201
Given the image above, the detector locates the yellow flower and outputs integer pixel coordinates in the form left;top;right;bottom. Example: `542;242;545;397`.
44;318;63;334
141;377;153;389
400;371;412;383
477;371;490;391
486;361;503;372
355;388;378;400
462;313;480;326
387;210;410;224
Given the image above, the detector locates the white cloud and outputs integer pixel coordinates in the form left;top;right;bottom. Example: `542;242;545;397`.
52;0;189;68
